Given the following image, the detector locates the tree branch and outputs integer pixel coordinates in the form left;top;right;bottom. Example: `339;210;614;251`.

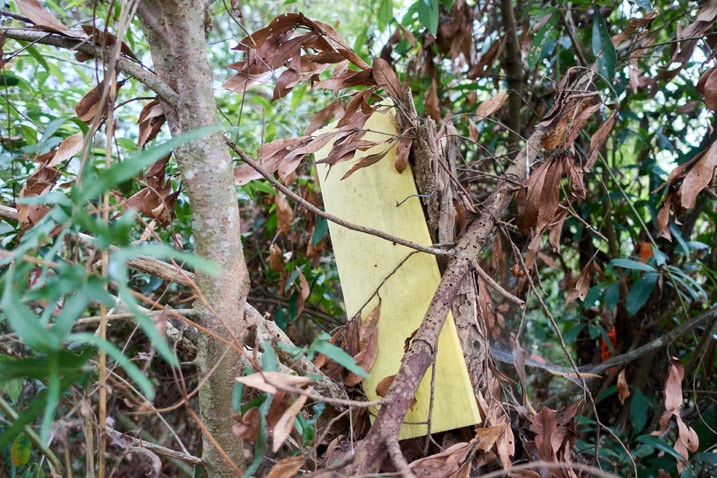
0;27;179;107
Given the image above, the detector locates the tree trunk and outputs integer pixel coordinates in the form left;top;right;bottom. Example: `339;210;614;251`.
137;1;249;475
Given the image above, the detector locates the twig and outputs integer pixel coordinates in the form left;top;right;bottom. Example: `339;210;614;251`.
0;28;179;107
226;140;449;257
386;436;415;478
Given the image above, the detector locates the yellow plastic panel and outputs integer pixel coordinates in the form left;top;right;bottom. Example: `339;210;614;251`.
315;106;480;439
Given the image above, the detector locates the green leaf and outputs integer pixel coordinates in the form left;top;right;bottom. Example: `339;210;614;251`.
592;9;616;81
563;322;586;344
261;341;278;372
630;387;648;433
312;216;329;245
377;0;393;30
0;349;93;380
312;334;368;379
232;381;244;413
1;272;61;352
693;452;717;464
626;273;658;316
604;282;620;310
11;433;32;467
636;434;685;461
417;0;439;35
69;333;155;400
609;258;656;273
527;13;559;69
75;125;221;204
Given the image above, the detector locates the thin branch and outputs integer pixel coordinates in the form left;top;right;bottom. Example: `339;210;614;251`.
0;27;179;107
226;140;450;257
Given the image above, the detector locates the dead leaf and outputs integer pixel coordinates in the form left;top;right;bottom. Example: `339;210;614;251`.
15;0;87;38
344;302;381;386
275;192;293;236
394;134;413;173
425;78;441;121
269;244;284;272
681;141;717;209
137;100;166;148
566;262;594;304
47;132;83;168
409;438;477;478
375;374;394;397
372;57;403;101
654;357;700;472
476;91;508;119
236;371;314;395
617;368;630;405
76;25;138;62
273;387;311;452
266;455;305;478
586;109;617;169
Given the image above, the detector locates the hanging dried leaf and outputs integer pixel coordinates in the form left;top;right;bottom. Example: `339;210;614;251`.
47;132;83;168
696;66;717;111
137;100;166;148
424;78;441;121
274;192;293;236
344;302;381;386
654;358;700;472
475;91;508;119
681;141;717;209
269;243;284;272
586;109;617;169
394;134;413;173
374;374;394;397
372;58;403;101
76;25;138;62
15;0;87;38
664;0;717;80
75;79;122;123
566;262;595;304
617;368;630;404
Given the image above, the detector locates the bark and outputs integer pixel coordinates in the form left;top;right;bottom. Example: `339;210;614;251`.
136;1;249;475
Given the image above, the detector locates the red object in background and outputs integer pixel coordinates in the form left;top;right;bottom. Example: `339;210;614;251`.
601;324;618;369
637;241;654;263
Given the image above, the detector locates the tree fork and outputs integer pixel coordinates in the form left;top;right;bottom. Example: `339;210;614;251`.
136;1;249;475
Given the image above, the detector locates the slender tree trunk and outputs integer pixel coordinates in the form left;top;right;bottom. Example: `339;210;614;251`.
137;1;249;475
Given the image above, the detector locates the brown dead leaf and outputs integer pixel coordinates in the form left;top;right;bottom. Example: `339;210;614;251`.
236;371;314;395
425;78;441;121
137;100;166;148
654;357;699;472
15;0;87;38
305;99;345;135
273;387;311;452
269;243;284;272
566;262;594;305
476;91;508;119
681;141;717;209
266;455;305;478
345;302;381;386
232;407;259;441
375;374;394;397
394;134;413;173
275;192;293;236
48;133;83;168
697;66;717;111
409;438;477;478
76;25;138;62
586;109;617;169
617;368;630;405
667;0;717;75
372;57;403;101
75;79;122;123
